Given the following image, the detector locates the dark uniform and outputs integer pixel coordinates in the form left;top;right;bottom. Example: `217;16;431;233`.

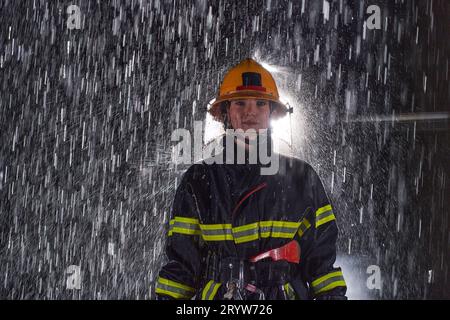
155;137;347;300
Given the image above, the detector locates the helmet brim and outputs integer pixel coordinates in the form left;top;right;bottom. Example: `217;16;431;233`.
208;91;288;122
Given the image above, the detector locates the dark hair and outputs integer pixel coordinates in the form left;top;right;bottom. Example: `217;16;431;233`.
219;101;231;129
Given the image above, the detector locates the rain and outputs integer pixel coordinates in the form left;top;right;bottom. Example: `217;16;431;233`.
0;0;449;299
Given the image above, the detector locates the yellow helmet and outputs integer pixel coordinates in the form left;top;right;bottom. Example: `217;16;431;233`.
208;58;290;122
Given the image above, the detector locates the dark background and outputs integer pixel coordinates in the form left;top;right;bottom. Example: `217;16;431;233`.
0;0;448;299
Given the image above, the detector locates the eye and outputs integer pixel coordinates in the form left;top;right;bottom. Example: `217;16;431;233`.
235;100;246;107
257;100;268;107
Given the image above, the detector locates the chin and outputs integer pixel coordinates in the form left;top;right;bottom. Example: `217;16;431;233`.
241;125;262;132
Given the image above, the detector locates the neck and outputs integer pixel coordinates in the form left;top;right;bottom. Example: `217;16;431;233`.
221;129;273;165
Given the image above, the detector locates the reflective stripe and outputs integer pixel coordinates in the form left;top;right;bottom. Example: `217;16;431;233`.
233;221;300;244
283;282;296;300
311;270;346;295
233;222;259;243
171;216;200;224
297;218;311;238
200;224;233;241
261;226;298;236
201;280;222;300
234;228;259;243
315;204;336;228
261;220;300;230
316;204;332;216
155;277;195;299
246;221;299;233
168;216;201;236
200;221;300;243
169;218;301;243
200;223;233;230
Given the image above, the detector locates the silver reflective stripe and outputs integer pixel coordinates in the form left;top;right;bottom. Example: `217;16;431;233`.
268;226;298;233
204;282;216;300
169;221;200;231
317;209;333;219
259;226;298;235
233;227;258;238
201;228;233;236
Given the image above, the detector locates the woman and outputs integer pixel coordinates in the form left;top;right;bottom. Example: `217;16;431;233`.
155;59;347;300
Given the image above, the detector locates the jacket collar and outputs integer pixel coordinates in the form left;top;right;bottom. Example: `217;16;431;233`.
220;130;274;167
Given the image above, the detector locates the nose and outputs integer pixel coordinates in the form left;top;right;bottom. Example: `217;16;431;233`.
244;100;258;116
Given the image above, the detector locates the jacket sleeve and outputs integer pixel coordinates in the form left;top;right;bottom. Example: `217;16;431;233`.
155;165;206;300
297;165;347;300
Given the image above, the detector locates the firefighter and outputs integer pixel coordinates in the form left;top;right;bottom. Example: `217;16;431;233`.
155;58;347;300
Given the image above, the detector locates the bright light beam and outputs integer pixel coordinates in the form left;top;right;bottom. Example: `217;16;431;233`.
347;112;450;122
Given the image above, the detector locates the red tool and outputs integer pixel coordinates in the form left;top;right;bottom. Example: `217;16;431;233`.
249;240;301;264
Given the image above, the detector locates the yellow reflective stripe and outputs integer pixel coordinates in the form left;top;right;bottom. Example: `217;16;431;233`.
155;287;194;299
171;216;200;224
316;204;332;216
201;280;222;300
200;223;233;241
169;219;304;242
259;221;273;228
168;227;201;236
316;213;336;228
202;234;234;241
233;221;300;244
311;270;343;287
315;280;347;295
311;270;346;295
200;223;232;230
272;232;295;237
232;222;259;233
155;288;185;299
201;281;213;300
155;277;195;299
260;220;300;229
168;216;201;236
279;221;301;228
297;218;311;237
283;283;296;300
260;231;295;238
234;233;259;244
315;204;336;228
209;282;221;300
157;277;195;292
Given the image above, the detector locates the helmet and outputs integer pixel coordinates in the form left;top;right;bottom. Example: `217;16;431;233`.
208;58;290;122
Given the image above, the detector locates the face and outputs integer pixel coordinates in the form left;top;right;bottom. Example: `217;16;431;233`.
227;99;271;132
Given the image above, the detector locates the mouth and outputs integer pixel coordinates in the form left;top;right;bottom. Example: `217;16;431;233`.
242;120;259;126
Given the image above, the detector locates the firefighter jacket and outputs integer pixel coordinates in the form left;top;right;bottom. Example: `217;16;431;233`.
155;136;347;300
